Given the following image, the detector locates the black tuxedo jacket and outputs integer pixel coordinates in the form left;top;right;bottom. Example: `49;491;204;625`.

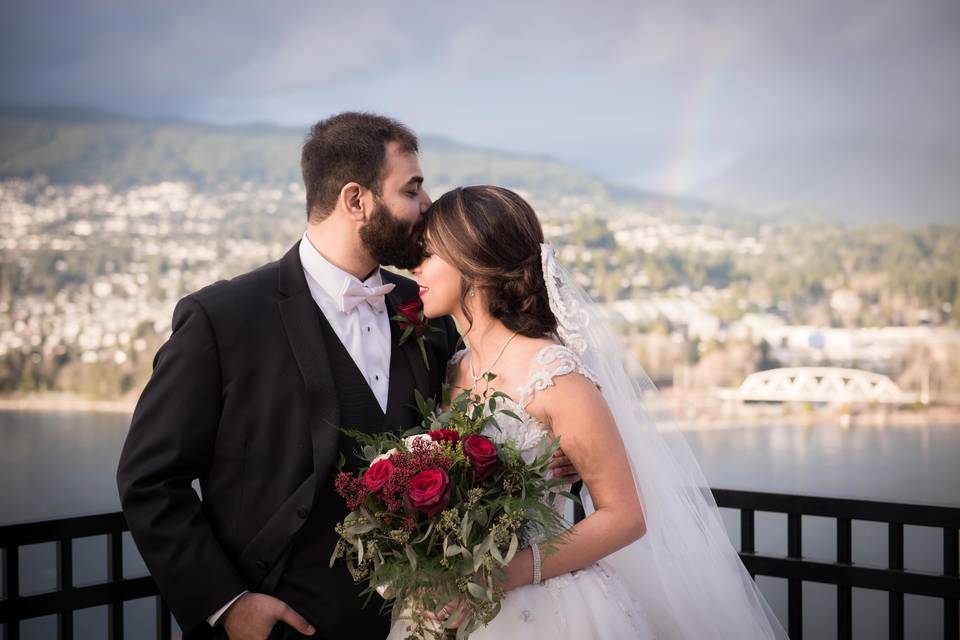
116;241;459;635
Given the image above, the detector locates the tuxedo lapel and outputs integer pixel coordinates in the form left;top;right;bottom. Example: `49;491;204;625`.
277;242;340;482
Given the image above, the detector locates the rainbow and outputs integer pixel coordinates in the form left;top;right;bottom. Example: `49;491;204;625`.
657;60;727;195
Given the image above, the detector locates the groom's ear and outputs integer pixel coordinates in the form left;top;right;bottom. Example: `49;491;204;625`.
339;182;367;222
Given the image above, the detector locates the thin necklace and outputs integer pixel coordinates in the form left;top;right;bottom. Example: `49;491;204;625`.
469;331;520;384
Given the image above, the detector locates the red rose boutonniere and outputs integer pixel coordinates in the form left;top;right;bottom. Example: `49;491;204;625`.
392;298;440;370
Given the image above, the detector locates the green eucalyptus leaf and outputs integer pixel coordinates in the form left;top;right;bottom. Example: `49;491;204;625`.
490;542;505;566
466;581;487;599
473;534;493;572
474;506;488;527
413;521;434;544
345;520;378;535
460;510;472;543
505;533;519;564
404;544;418;571
359;507;382;529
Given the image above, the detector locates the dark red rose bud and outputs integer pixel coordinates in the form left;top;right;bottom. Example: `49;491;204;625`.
397;299;422;323
462;434;500;480
428;429;460;444
396;299;427;336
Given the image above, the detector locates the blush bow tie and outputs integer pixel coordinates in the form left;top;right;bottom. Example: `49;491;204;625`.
338;279;396;314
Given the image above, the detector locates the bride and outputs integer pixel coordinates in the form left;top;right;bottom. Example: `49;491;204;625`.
389;186;787;639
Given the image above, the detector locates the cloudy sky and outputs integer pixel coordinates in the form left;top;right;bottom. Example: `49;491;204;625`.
2;0;958;207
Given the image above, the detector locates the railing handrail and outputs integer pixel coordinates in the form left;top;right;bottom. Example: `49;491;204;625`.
1;489;957;545
0;511;127;547
711;487;960;528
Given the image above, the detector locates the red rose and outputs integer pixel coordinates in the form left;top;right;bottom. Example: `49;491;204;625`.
428;429;460;444
408;467;451;517
396;299;427;337
462;434;500;480
363;458;394;493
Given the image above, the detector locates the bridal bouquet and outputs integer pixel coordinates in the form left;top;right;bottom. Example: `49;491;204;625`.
330;378;575;639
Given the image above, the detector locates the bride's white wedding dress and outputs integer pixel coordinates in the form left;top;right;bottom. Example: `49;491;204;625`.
387;344;657;639
387;243;786;639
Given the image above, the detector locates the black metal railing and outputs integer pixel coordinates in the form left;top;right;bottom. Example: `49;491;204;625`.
0;512;169;640
1;490;958;639
713;488;960;640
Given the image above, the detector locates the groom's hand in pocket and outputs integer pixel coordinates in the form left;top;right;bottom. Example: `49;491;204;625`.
549;447;579;482
222;592;315;640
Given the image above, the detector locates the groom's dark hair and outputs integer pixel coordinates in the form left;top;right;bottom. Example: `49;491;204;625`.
301;112;419;221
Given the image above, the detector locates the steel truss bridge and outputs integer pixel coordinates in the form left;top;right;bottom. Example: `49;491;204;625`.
719;367;921;404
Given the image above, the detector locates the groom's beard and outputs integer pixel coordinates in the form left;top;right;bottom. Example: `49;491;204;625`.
359;200;426;270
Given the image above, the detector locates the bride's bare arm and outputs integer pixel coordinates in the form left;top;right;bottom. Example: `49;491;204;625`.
499;372;646;591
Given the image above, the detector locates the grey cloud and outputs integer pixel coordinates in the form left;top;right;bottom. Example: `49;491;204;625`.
1;0;958;204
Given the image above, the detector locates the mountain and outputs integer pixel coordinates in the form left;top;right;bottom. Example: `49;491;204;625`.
0;106;654;207
691;137;960;227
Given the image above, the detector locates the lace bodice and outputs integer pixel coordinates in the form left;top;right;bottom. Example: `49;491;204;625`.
448;342;600;494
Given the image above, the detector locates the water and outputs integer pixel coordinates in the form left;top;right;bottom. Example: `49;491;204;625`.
686;422;960;640
1;411;958;639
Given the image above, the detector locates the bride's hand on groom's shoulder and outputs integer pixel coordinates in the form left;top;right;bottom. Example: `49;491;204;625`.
549;447;580;482
222;592;316;640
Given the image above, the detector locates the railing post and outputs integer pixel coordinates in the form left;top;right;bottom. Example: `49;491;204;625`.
945;527;959;640
57;538;73;640
837;517;852;640
2;545;19;640
741;509;756;577
107;532;123;640
888;523;904;640
788;512;802;639
156;598;172;640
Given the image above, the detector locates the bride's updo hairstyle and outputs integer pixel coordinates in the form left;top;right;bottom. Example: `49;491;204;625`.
424;186;557;337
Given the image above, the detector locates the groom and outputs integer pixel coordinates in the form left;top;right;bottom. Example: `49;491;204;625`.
117;113;459;640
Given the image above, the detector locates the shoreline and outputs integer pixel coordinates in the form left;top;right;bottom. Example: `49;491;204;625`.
0;396;136;415
2;395;958;430
673;410;960;431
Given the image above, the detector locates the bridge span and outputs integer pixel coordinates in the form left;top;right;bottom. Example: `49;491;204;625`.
716;367;923;404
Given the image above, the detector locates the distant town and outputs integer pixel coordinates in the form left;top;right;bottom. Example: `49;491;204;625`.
2;176;958;424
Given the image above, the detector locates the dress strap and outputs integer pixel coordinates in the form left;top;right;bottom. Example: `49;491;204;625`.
518;344;601;408
448;347;470;368
445;347;470;388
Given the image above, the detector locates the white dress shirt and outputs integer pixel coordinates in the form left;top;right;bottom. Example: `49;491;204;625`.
298;231;393;411
206;232;394;626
